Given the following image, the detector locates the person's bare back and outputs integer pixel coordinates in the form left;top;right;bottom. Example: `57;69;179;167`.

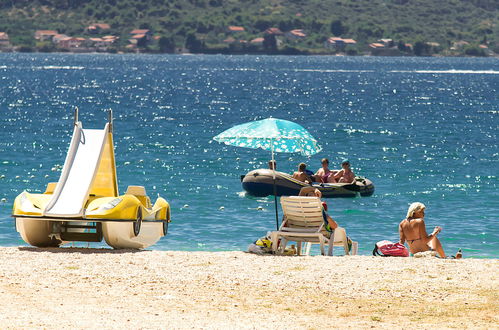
292;162;311;183
399;218;431;253
292;171;309;182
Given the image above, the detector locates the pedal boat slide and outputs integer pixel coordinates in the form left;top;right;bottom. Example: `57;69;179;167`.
241;169;374;198
12;109;171;249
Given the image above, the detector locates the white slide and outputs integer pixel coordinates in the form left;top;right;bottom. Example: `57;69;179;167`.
44;122;109;217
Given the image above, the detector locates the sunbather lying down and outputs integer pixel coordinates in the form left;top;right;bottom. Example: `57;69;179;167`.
299;187;337;232
399;202;462;259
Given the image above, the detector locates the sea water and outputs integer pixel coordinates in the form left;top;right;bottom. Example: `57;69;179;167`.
0;54;497;258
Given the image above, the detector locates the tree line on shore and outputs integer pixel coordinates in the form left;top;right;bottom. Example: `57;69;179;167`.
0;0;497;56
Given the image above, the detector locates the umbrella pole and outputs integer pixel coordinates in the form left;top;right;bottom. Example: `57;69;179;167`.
271;143;279;230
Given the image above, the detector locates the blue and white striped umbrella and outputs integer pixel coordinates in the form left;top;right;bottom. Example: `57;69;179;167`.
213;118;321;156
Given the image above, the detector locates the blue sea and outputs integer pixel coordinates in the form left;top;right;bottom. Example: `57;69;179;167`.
0;53;497;258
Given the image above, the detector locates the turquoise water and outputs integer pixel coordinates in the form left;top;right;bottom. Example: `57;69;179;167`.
0;54;497;257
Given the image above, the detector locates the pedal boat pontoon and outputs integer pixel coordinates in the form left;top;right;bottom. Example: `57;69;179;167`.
241;169;374;198
12;109;171;249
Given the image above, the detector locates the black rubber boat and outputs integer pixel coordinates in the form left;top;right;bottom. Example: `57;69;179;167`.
241;169;375;198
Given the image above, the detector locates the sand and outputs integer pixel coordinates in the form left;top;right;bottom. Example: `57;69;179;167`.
0;247;497;329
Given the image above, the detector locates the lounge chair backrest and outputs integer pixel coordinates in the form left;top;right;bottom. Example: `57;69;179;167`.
280;196;324;232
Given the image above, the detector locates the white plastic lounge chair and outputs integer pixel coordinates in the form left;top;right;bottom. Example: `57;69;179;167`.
271;196;358;256
304;227;358;256
270;196;330;256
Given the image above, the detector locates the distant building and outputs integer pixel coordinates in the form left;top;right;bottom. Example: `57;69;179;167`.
265;27;283;35
250;37;264;45
102;35;118;42
426;42;440;48
35;30;58;42
450;40;469;50
130;29;151;37
129;29;152;45
52;34;69;43
0;32;11;48
227;26;245;33
369;42;385;49
378;38;393;47
55;36;84;49
324;37;356;50
87;37;115;51
285;29;306;41
342;39;357;45
87;23;111;34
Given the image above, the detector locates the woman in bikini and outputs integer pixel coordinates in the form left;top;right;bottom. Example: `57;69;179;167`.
399;202;447;258
315;158;338;183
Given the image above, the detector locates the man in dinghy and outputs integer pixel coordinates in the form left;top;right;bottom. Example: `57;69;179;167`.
292;163;313;183
333;160;356;183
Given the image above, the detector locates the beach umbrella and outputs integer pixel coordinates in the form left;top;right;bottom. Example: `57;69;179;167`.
213;118;322;229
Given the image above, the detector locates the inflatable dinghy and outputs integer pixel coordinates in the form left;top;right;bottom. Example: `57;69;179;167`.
241;169;374;198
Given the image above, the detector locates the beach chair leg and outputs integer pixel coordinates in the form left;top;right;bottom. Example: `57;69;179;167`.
327;239;334;256
297;242;302;256
344;241;350;256
352;242;358;255
327;230;335;256
271;232;279;253
319;236;325;256
280;238;288;254
305;242;312;256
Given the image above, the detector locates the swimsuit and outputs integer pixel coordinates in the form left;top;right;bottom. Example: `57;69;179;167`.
321;172;331;183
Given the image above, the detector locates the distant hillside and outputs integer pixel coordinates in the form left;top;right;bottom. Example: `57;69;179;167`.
0;0;497;55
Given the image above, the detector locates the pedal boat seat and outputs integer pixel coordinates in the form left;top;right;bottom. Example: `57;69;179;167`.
44;182;57;194
125;185;151;208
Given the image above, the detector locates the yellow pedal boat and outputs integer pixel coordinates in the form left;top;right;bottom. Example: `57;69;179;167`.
12;108;171;249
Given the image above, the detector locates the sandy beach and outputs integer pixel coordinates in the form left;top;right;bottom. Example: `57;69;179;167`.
0;247;497;329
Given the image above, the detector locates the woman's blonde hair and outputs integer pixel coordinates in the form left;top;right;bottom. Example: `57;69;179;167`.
407;202;426;218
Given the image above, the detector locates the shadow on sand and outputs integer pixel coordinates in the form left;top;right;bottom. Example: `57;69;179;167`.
17;246;147;254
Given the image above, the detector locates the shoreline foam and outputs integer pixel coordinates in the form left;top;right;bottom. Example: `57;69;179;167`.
0;247;497;328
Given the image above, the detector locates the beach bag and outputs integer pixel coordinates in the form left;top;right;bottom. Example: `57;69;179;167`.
372;240;409;257
248;233;275;255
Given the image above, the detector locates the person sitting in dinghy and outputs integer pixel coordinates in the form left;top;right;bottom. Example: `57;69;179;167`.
333;160;356;183
293;163;321;183
315;158;338;183
292;163;313;183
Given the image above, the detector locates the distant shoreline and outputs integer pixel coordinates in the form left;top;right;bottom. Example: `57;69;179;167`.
1;51;498;58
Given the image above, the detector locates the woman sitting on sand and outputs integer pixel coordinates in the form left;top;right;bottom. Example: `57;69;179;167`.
399;202;448;258
299;186;338;234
